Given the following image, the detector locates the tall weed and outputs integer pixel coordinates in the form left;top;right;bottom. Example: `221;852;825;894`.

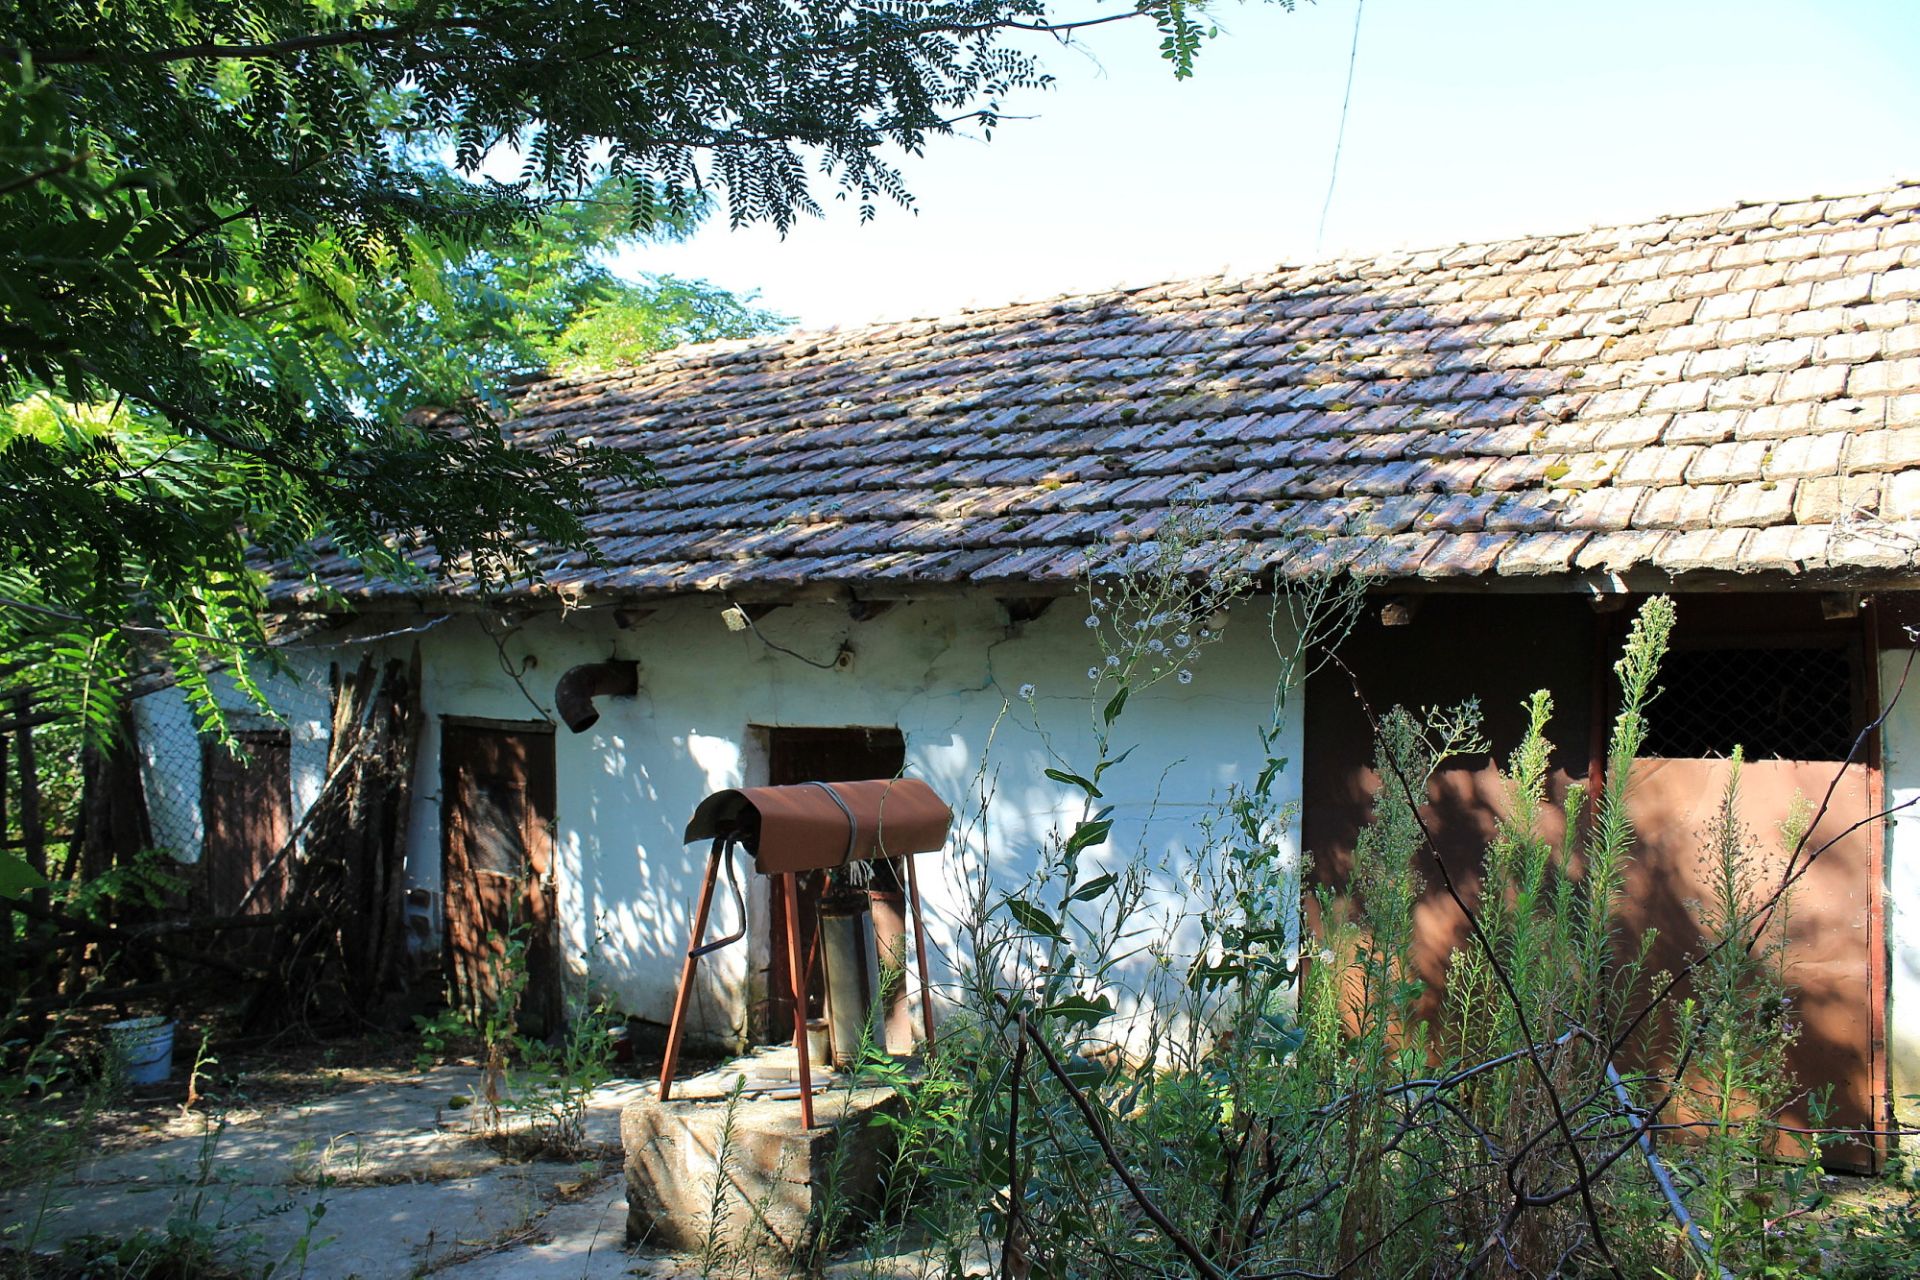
854;521;1859;1279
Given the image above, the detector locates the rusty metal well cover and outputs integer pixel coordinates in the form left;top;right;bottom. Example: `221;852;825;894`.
683;778;952;874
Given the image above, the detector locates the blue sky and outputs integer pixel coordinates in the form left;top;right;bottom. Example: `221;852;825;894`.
615;0;1920;331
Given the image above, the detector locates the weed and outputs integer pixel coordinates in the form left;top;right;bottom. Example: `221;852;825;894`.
821;511;1889;1280
413;924;614;1160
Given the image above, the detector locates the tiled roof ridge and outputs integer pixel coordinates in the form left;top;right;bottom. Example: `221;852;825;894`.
515;177;1920;398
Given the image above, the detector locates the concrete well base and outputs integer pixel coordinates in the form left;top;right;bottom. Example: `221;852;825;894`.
622;1047;904;1259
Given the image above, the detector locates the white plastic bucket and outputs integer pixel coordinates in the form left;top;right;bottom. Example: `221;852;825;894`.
106;1016;175;1085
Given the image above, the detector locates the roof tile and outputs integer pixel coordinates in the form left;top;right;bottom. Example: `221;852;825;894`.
284;180;1920;604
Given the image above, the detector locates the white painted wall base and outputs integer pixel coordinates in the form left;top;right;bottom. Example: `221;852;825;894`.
137;593;1305;1045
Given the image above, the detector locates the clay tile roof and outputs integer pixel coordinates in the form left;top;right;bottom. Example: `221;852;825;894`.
287;180;1920;606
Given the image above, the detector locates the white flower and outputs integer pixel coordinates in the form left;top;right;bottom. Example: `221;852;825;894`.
1174;633;1192;648
1317;948;1335;966
1017;683;1036;700
1084;615;1100;628
1086;667;1100;680
1177;669;1193;685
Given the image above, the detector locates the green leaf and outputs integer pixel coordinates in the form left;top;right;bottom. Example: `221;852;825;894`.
1064;819;1112;855
1037;993;1113;1028
1188;958;1250;990
1044;767;1101;799
1091;744;1135;782
1102;686;1129;726
1004;898;1063;941
0;850;48;899
1254;1013;1306;1057
1255;755;1291;794
1068;872;1117;902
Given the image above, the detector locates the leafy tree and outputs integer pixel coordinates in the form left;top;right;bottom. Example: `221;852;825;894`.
208;168;790;424
0;0;1265;749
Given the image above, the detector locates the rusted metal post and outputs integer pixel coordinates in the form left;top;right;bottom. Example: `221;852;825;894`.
904;851;936;1043
1862;597;1890;1171
658;839;724;1102
782;870;816;1128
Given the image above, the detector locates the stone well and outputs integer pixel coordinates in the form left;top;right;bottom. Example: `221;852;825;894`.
622;1046;905;1257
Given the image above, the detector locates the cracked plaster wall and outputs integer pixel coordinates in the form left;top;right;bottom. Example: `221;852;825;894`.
141;592;1305;1044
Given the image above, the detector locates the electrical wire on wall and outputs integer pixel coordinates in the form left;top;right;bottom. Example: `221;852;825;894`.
477;613;554;721
273;614;451;650
722;603;849;671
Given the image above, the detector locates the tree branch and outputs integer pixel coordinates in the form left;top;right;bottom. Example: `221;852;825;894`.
1017;1014;1227;1280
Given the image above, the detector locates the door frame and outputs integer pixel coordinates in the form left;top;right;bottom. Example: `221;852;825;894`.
438;716;561;1032
744;724;907;1044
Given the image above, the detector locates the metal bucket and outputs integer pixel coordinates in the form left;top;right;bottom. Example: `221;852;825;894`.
106;1016;175;1085
818;896;880;1069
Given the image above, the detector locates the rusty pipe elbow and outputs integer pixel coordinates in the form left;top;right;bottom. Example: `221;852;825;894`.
554;660;639;733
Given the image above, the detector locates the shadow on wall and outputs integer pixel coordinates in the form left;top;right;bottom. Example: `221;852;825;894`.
485;269;1604;1037
1305;593;1886;1162
578;721;737;1039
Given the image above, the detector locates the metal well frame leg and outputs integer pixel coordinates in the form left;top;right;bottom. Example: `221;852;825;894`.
658;839;723;1102
781;871;816;1128
904;851;936;1042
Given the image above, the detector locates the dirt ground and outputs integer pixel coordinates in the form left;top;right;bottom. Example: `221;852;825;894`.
9;1024;1919;1278
0;1024;738;1280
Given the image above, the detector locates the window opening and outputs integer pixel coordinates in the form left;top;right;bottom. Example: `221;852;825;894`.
1639;645;1856;761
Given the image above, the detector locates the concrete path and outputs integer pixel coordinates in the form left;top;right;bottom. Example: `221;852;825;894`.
0;1065;682;1279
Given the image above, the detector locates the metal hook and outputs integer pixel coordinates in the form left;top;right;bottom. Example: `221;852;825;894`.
689;837;749;958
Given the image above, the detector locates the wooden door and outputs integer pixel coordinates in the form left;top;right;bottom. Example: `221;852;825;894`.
441;721;562;1037
1303;594;1884;1169
200;730;291;915
1621;757;1877;1165
762;727;906;1042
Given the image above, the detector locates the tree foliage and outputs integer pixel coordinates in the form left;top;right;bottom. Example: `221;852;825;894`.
0;0;1257;749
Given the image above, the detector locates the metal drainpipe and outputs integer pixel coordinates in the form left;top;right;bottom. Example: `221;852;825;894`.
553;661;639;733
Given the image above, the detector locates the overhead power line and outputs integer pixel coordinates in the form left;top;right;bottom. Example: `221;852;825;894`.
1314;0;1366;258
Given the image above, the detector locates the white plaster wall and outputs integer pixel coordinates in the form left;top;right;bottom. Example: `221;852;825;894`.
130;663;333;862
386;593;1302;1039
131;594;1306;1045
1883;641;1920;1139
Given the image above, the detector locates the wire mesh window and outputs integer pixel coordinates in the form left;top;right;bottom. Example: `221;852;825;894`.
1640;645;1857;761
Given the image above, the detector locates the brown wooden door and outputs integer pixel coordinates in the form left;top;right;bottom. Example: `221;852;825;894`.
1303;594;1885;1169
200;730;291;915
441;722;562;1037
1621;758;1879;1167
762;727;906;1042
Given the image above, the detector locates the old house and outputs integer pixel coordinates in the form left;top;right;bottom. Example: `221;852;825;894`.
137;181;1920;1160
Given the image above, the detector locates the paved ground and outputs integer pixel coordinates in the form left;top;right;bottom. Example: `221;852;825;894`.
0;1065;672;1278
